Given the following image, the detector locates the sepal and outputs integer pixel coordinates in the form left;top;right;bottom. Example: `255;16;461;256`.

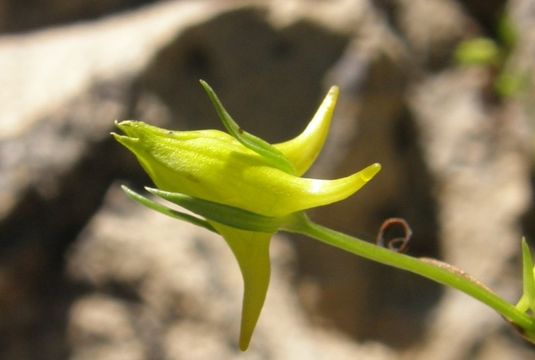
200;80;296;175
146;187;284;233
121;185;216;233
517;238;535;314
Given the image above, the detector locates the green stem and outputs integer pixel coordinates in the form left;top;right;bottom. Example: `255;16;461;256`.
284;213;535;330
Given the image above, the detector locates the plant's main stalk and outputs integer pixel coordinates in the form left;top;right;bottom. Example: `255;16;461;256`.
285;213;535;331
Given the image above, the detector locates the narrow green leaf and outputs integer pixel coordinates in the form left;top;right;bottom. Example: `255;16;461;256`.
495;71;526;98
454;38;501;67
145;187;282;233
199;80;296;175
521;238;535;313
121;185;216;233
516;294;530;313
497;14;517;50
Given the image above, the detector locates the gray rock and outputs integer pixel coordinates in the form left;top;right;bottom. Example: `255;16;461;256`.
406;68;532;360
0;2;234;358
0;0;165;33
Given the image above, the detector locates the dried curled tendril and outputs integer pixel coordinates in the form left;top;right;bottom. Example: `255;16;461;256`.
376;218;412;253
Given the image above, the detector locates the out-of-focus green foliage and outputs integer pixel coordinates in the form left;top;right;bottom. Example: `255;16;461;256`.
455;14;528;98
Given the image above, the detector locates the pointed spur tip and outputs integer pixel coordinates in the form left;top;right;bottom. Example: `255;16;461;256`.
239;338;250;352
327;85;340;96
361;163;382;181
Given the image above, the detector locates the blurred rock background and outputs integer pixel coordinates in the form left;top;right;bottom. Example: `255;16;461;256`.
1;0;535;358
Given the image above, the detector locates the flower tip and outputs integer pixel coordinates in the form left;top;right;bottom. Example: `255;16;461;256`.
321;85;339;112
327;85;340;98
113;120;132;136
114;119;128;127
110;132;123;141
111;132;139;147
239;337;250;352
198;79;212;93
114;119;138;130
361;163;382;181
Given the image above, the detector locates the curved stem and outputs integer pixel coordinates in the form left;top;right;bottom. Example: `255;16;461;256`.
284;213;535;331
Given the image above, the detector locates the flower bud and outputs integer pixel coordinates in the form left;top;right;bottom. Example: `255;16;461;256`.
113;82;381;350
113;120;380;218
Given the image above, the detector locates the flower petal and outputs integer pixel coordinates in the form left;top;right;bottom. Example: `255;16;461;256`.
275;86;339;176
211;223;272;351
291;163;382;212
115;121;380;217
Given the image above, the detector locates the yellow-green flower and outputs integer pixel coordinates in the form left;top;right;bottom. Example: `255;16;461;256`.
113;81;380;350
113;121;379;218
